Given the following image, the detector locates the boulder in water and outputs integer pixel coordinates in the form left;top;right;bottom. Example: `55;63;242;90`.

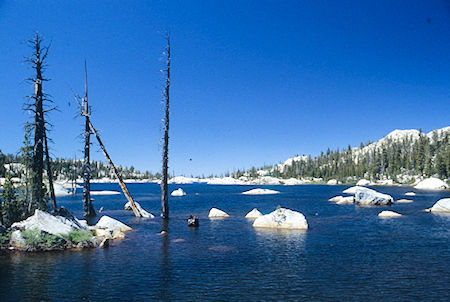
171;188;186;196
245;208;262;218
404;192;416;196
336;196;354;205
99;238;110;248
415;177;448;190
253;207;308;230
95;216;132;232
343;186;367;194
328;196;343;202
187;215;199;227
242;188;280;195
208;208;230;218
426;198;450;213
378;210;402;218
354;188;393;206
396;199;413;203
11;209;86;236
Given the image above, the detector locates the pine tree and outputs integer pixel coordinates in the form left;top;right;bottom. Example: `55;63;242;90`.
1;174;23;227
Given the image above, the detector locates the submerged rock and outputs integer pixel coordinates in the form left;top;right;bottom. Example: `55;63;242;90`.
415;177;449;190
378;210;402;218
336;196;354;205
95;216;132;232
95;228;125;240
242;188;280;195
208;208;230;218
171;188;186;196
426;198;450;213
245;208;263;218
354;188;393;206
396;199;413;203
11;209;86;236
253;207;308;230
328;196;343;202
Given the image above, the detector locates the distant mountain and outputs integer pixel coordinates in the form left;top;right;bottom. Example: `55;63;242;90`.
244;127;450;184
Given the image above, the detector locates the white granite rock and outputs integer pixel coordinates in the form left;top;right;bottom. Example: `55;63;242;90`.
415;178;448;190
9;230;26;248
11;209;85;236
378;210;402;218
396;199;413;203
328;196;343;202
327;179;338;185
356;179;371;186
95;216;132;232
343;186;367;194
242;188;280;195
245;208;262;218
208;208;230;218
426;198;450;213
124;201;155;218
404;192;416;196
336;196;354;205
354;187;393;206
253;208;308;230
171;188;186;196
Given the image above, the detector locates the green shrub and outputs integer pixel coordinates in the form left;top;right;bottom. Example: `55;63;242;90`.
22;228;66;250
64;230;93;244
0;229;12;246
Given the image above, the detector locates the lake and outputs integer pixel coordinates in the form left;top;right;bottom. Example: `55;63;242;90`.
1;184;449;301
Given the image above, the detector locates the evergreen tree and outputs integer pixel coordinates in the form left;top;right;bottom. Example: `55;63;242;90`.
1;174;23;227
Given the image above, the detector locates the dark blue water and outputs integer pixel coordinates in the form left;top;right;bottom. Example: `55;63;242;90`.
1;184;449;301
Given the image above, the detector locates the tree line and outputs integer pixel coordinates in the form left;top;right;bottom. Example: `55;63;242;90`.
234;130;450;183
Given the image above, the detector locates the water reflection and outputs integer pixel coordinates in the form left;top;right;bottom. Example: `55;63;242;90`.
158;219;172;301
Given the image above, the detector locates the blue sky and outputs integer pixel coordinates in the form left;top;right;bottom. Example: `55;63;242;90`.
0;1;449;176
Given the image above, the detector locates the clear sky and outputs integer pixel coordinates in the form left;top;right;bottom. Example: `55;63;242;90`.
0;0;449;176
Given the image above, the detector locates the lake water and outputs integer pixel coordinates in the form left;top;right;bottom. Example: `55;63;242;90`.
1;184;449;301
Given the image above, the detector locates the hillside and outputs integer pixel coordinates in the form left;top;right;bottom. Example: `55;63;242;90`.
238;127;450;184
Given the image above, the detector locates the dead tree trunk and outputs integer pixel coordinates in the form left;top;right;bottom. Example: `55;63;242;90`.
161;34;171;219
44;127;57;213
28;33;48;212
82;64;96;218
88;122;141;218
74;63;140;217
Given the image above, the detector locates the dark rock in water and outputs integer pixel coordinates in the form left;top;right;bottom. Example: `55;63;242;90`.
187;215;199;227
99;238;109;248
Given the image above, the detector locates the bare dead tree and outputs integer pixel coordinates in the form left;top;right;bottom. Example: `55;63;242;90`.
161;34;171;219
80;62;96;218
24;32;51;213
44;126;57;213
73;63;141;217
